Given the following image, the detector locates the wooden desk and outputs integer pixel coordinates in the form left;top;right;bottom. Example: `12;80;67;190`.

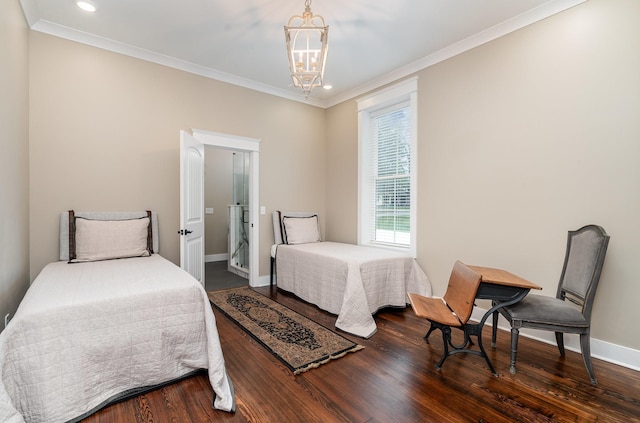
467;265;540;290
464;265;541;375
467;265;541;304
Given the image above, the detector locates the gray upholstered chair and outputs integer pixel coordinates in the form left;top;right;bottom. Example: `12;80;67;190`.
491;224;609;384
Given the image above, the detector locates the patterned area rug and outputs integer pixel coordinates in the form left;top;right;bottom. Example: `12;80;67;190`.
208;287;363;375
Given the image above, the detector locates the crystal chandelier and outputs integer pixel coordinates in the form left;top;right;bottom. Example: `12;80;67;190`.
284;0;329;98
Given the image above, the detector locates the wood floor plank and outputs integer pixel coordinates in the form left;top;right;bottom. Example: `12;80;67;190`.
81;286;640;423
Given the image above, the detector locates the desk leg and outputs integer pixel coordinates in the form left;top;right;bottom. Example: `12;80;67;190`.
491;311;498;348
478;289;530;376
464;323;498;376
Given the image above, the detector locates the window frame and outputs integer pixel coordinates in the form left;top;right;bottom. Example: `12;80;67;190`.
357;77;418;257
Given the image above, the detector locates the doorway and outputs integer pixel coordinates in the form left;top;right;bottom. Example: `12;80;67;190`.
203;148;249;291
190;129;260;288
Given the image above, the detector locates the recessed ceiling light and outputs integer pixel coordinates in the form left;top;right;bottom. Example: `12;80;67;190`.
323;84;333;90
76;1;96;12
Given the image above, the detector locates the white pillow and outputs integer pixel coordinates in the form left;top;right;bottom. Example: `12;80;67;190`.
283;215;321;245
71;217;151;262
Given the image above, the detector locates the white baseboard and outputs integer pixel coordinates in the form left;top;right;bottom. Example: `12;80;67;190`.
471;307;640;372
253;274;272;287
205;254;228;263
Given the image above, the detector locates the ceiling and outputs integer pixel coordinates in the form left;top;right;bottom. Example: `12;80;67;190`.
19;0;585;108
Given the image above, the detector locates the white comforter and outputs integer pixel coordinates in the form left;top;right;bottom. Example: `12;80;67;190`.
0;255;235;423
276;242;432;338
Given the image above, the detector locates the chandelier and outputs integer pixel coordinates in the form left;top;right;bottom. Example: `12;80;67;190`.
284;0;329;98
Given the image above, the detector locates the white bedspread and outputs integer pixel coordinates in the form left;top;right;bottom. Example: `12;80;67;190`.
276;242;432;338
0;255;235;423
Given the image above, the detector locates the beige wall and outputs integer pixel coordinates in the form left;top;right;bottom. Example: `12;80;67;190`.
18;0;640;353
0;0;30;331
326;0;640;350
204;148;233;256
325;100;358;243
28;32;326;282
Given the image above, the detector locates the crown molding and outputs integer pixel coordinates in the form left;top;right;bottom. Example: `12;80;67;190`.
26;18;326;108
321;0;587;108
19;0;39;26
21;0;587;110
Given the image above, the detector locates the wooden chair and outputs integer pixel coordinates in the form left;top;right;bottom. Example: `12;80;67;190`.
409;261;494;374
491;224;609;384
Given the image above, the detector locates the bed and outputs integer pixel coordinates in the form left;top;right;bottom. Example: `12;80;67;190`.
0;211;235;423
271;211;432;338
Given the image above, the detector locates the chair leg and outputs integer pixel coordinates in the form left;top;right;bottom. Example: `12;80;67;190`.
424;323;438;342
435;325;452;371
579;333;597;385
555;332;565;356
423;321;451;371
509;327;520;374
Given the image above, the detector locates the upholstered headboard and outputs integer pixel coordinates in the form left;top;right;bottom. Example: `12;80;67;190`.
59;211;159;261
272;210;321;245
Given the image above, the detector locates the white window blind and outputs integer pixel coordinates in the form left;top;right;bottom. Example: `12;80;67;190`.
358;77;417;256
366;101;411;246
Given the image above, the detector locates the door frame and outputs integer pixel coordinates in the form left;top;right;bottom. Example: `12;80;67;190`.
191;128;261;287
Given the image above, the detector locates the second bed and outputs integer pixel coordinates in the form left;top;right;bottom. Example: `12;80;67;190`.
272;211;432;338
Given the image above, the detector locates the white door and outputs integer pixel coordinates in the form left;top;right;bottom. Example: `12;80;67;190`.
179;130;205;285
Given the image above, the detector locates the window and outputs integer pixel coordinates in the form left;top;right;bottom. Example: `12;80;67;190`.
358;78;417;256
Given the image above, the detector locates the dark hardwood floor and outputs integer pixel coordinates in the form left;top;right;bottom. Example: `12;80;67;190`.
83;286;640;422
